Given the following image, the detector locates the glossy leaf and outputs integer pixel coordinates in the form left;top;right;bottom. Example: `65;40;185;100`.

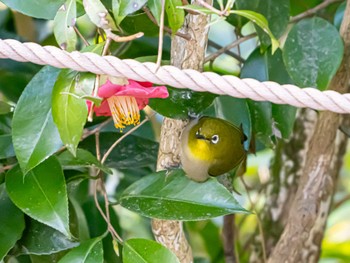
0;184;25;261
230;10;279;53
82;198;122;263
58;237;103;263
0;134;15;159
241;48;297;141
116;0;148;24
165;0;185;34
283;17;343;90
52;70;88;156
83;0;117;30
17;219;78;255
254;0;289;50
123;238;180;263
120;169;248;220
334;2;345;30
12;66;62;174
148;0;162;24
1;0;65;19
149;87;217;119
53;0;77;52
6;156;70;237
58;148;112;174
79;132;158;169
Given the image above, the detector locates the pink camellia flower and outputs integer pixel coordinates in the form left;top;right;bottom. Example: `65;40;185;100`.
88;78;168;130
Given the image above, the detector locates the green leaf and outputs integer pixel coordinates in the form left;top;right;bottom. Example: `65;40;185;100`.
6;156;71;237
52;69;88;156
241;48;297;140
334;2;345;30
149;87;217;119
53;0;77;52
1;0;65;19
58;237;103;263
252;0;289;50
58;148;112;174
120;169;248;220
16;219;78;255
148;0;162;24
179;4;214;15
117;0;148;24
230;10;279;53
0;134;15;159
123;238;180;263
0;184;25;261
12;66;63;174
83;0;117;30
80;132;158;169
165;0;185;34
82;198;122;263
283;17;344;90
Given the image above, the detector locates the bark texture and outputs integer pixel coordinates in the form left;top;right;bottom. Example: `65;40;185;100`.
249;109;317;262
151;1;212;262
267;1;350;262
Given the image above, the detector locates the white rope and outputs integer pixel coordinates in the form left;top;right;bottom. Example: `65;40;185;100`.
1;38;350;114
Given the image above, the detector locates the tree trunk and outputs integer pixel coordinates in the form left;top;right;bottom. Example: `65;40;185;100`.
249;109;317;262
264;1;350;262
151;1;212;262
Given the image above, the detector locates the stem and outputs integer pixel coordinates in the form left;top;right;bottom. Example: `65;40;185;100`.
73;26;90;46
204;33;256;63
101;116;151;164
156;0;166;70
223;214;237;263
290;0;343;23
207;40;245;63
143;7;191;40
241;177;267;263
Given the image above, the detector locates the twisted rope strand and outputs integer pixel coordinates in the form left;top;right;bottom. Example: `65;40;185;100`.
1;38;350;113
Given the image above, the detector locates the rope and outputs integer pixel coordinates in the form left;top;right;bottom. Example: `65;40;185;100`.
1;38;350;114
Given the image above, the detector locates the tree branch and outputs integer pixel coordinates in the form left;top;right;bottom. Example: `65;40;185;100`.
268;1;350;262
290;0;343;23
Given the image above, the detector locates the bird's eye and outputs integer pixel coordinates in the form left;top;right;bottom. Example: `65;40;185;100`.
196;128;201;136
211;135;219;144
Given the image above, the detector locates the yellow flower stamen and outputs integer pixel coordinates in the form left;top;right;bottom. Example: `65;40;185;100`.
107;96;141;131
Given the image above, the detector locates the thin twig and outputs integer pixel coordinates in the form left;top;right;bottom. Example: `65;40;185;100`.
156;0;166;70
205;33;256;63
241;177;267;263
290;0;343;23
73;26;90;47
88;38;112;122
143;7;191;40
223;214;237;263
106;30;144;42
93;179;123;242
82;118;112;140
207;40;245;63
101;116;152;164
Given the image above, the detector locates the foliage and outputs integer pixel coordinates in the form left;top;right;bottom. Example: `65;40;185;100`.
0;0;347;262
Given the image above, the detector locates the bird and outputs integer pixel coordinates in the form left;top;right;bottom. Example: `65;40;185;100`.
180;116;247;182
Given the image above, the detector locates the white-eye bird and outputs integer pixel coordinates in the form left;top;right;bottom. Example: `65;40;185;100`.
180;116;247;182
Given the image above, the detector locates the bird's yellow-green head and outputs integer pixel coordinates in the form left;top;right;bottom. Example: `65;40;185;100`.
180;117;247;182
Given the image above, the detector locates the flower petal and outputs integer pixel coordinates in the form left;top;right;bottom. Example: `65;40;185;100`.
93;100;112;116
136;98;149;110
98;80;124;98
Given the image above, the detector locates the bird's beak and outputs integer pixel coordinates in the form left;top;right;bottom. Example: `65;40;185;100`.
195;133;209;141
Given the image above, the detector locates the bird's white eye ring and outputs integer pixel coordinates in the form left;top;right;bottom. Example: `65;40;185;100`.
196;128;201;136
211;134;219;144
